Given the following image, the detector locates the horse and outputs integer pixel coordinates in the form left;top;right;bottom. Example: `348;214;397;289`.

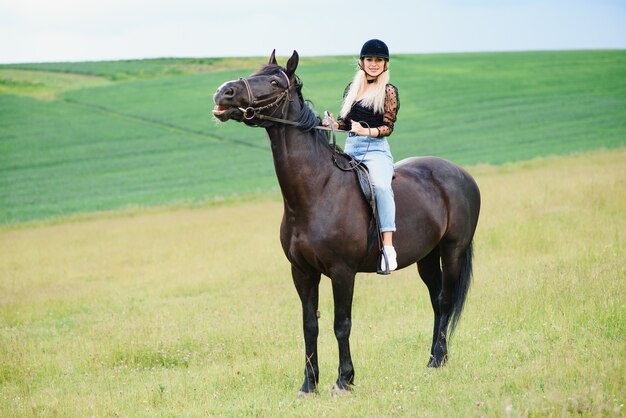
212;50;481;394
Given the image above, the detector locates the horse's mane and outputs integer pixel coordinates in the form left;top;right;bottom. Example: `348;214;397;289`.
254;64;335;149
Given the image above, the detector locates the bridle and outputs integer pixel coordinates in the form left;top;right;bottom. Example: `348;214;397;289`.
237;70;298;124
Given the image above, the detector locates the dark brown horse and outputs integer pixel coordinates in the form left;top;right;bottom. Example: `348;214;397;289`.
213;51;480;394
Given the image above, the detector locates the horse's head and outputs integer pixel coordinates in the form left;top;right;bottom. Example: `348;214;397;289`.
213;50;299;126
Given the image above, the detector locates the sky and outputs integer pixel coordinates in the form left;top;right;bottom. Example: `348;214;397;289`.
1;0;625;64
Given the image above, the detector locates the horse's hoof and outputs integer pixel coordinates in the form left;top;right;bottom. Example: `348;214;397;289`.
331;384;351;397
427;355;447;368
297;389;319;398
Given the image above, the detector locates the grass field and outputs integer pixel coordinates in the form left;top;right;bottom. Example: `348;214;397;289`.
1;50;624;224
1;148;624;416
1;50;625;416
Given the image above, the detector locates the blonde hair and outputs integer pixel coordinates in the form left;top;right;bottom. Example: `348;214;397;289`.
339;60;390;118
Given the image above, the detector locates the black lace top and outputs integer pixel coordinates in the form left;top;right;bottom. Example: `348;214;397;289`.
337;83;400;137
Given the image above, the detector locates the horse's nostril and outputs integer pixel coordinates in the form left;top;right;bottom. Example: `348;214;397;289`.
215;83;236;101
223;86;235;98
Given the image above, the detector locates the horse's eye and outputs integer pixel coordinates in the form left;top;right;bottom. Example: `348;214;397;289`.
271;80;279;87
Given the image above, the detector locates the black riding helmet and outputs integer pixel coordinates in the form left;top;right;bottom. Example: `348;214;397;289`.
360;39;390;61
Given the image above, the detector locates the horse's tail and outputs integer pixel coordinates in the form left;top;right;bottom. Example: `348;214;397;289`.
449;240;474;336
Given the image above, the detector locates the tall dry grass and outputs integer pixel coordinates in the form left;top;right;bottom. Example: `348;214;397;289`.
1;149;624;416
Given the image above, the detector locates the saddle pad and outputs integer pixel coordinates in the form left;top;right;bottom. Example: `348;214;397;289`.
354;164;376;212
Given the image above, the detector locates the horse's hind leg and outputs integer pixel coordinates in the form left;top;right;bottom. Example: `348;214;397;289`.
430;240;469;367
292;265;322;394
417;247;443;366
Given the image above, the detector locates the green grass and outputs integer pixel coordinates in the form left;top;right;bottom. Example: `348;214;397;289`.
0;149;623;416
387;51;626;163
0;69;112;100
1;50;624;224
1;57;264;81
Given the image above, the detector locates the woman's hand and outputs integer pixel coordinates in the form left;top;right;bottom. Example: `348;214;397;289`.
322;112;339;129
350;120;371;136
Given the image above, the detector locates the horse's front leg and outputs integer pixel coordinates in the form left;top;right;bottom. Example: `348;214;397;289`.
330;271;356;392
292;264;322;394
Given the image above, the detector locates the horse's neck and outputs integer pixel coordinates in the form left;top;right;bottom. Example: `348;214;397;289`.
266;117;334;213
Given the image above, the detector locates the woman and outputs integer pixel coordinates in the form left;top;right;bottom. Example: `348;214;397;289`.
324;39;400;272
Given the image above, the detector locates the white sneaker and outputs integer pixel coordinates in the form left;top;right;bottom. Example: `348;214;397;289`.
381;245;398;272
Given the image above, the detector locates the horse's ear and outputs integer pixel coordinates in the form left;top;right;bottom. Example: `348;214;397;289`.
269;49;277;65
285;50;299;76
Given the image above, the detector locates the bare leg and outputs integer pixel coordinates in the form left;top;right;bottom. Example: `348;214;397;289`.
381;232;397;272
382;231;393;246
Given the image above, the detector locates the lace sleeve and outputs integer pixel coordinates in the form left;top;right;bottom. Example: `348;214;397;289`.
378;84;399;137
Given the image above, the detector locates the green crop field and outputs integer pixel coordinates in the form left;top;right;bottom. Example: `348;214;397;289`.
1;50;625;224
